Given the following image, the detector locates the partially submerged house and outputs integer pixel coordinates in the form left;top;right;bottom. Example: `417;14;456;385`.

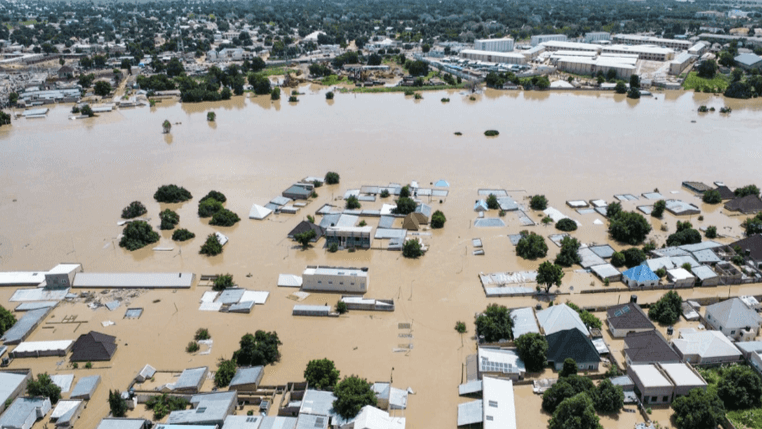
477;347;526;380
606;303;654;337
339;405;405;429
401;214;420;231
536;304;589;336
287;221;325;242
729;234;762;270
623;331;681;366
70;331;117;362
628;363;707;405
69;375;101;400
228;366;265;392
704;297;762;341
282;183;313;200
168;391;237;426
302;266;369;293
0;370;31;414
545;328;600;371
456;376;517;429
173;367;209;393
50;400;84;428
95;419;150;429
622;265;659;288
725;194;762;214
0;397;51;429
510;307;540;339
671;330;743;365
324;226;373;249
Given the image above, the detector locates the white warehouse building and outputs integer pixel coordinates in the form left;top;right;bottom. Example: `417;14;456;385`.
541;41;603;53
602;45;675;61
555;56;636;79
670;52;695;75
460;49;527;64
475;38;515;52
531;34;568;46
302;266;369;293
584;32;611;43
612;35;691;51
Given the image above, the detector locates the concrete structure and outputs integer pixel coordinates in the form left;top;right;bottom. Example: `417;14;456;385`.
672;330;743;365
228;366;264;392
0;397;51;429
457;377;517;429
629;364;674;405
612;35;691;50
688;42;709;56
168;391;237;426
477;347;526;381
669;52;695;75
555;56;636;79
50;400;84;428
607;303;654;337
69;375;100;400
459;50;527;65
536;304;589;336
292;305;332;317
324;226;373;249
666;268;696;288
541;41;602;53
521;45;545;60
302;266;368;293
11;340;73;358
0;371;31;414
691;265;719;286
44;264;82;289
474;38;514;52
602;45;676;61
72;272;194;289
174;367;209;393
704;298;762;340
660;363;707;399
590;264;622;283
584;32;611;43
531;34;568;46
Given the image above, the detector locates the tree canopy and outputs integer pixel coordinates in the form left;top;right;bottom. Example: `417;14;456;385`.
542;375;595;413
608;211;652;245
159;209;180;230
121;201;147;219
402;239;423;258
537;261;564;293
209;209;241;227
431;210;446;229
652;200;666;218
667;221;701;247
0;305;16;337
154;184;192;203
475;304;513;342
109;390;128;417
556;218;578;232
515;333;548;372
119;220;160;251
27;373;62;404
304;358;341;390
214;359;237;388
393;197;416;215
592;379;624;413
233;331;282;366
199;233;223;256
332;376;377;419
325;172;340;185
648;290;682;325
717;365;762;410
672;388;725;429
555;236;581;267
560;358;578;377
548;392;602;429
530;195;548;210
702;190;722;204
516;232;548;259
735;185;760;198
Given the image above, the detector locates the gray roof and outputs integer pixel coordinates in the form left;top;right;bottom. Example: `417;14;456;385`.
457;400;483;426
378;216;395;229
335;215;359;228
415;204;432;218
589;245;615;259
70;375;101;399
0;372;28;409
690;249;722;264
259;417;297;429
691;265;718;281
607;303;654;331
578;247;606;269
294;414;328;429
497;196;519;211
374;228;406;240
270;196;291;206
706;298;762;329
458;380;483;396
95;419;148;429
473;218;506;228
319;214;341;228
299;390;336;417
0;307;50;344
174;367;208;391
735;341;762;355
222;415;264;429
735;53;762;66
229;301;254;313
0;397;49;428
511;307;540;338
229;366;264;387
168;391;236;425
372;382;390;400
609;375;634;390
14;301;57;312
217;289;245;305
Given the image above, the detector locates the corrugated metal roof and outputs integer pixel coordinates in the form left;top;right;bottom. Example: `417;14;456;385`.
229;366;264;387
174;367;207;390
73;273;194;289
70;375;101;399
1;307;51;344
457;400;483;426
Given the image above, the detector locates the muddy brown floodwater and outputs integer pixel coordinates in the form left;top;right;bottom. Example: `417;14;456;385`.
1;87;762;429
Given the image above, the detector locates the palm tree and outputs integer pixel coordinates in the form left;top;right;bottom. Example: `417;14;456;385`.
162;120;171;134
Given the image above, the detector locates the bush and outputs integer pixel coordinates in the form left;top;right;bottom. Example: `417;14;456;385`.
0;305;16;337
672;389;725;429
159;209;180;230
81;104;95;117
530;195;548;210
706;226;717;239
703;190;722;204
209;209;240;226
402;239;423;258
542;375;595;413
555;236;581;267
289;95;298;102
648;291;682;325
592;379;624;413
207;111;216;122
609;211;652;244
336;300;348;314
27;373;62;404
413;93;423;100
548;392;601;429
200;234;223;256
431;210;446;229
483;129;499;137
627;87;641;99
717;365;762;410
328;243;339;253
516;232;548;259
200;190;227;203
652;200;666;218
455;321;467;334
622;247;646;268
195;328;211;340
560;358;578;377
346;196;361;210
725;81;752;99
475;304;512;342
172;228;195;241
271;87;281;100
145;394;189;420
380;189;390;198
735;185;760;198
615;81;627;93
214;359;237;388
611;251;625;267
121;201;147;219
119;221;160;251
515;333;548;372
109;390;128;417
393;197;416;215
198;199;224;217
326;91;334;100
667;221;702;246
233;331;282;366
325;172;340;185
332;376;377;419
556;218;577;232
305;358;341;390
154;185;192;203
213;274;234;291
186;341;200;353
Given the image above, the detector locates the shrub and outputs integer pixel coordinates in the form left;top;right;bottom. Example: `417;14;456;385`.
542;216;553;225
121;201;147;219
515;333;548;372
402;239;423;258
119;221;160;251
530;195;548;210
304;359;341;390
271;87;280;100
172;228;195;241
213;274;234;291
233;331;282;366
609;211;652;244
346;196;361;210
611;251;625;267
484;130;499;136
326;91;334;100
145;394;189;419
85;362;93;369
516;232;548;259
325;172;340;185
336;300;348;314
198;199;224;217
652;200;666;218
380;189;390;198
332;376;377;419
556;218;577;232
703;190;722;204
706;226;717;239
328;243;339;253
186;341;200;353
209;209;240;226
200;190;227;203
486;194;499;210
431;210;446;229
207;111;216;122
27;373;62;404
159;209;180;230
195;328;211;340
200;234;223;256
154;185;192;203
214;359;237;388
109;390;128;417
455;321;467;333
81;104;95;117
441;98;450;102
289;95;298;102
393;197;416;215
413;93;423;99
648;291;682;325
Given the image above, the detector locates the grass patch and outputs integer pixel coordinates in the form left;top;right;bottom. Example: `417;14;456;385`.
728;409;762;429
682;72;730;91
320;75;349;86
259;67;289;77
345;84;464;94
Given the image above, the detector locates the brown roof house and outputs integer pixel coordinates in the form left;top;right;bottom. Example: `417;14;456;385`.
287;221;325;242
725;194;762;214
730;235;762;270
606;303;655;338
70;331;117;362
623;330;681;366
402;213;420;231
57;65;74;79
715;186;736;200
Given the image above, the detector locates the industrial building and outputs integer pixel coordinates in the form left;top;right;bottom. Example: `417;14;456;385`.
302;266;369;293
669;52;695;75
521;45;545;60
474;38;514;52
602;45;676;61
584;32;611;43
459;49;527;65
540;41;602;53
555;56;636;79
612;35;692;51
531;34;568;46
688;42;709;56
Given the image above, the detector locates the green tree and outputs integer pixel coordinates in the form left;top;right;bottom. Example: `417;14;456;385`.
213;274;234;291
154;185;192;203
109;390;128;417
248;73;271;95
455;321;467;334
81;105;95;117
393;197;416;215
697;59;717;79
609;211;652;244
560;358;578;377
627;87;641;99
555;218;577;232
336;300;348;314
346;195;361;210
407;60;428;76
209;209;241;226
304;359;341;391
652;200;666;218
614;81;627;94
725;81;752;99
214;359;237;388
648;291;682;325
402;239;423;258
145;394;189;419
159;209;179;230
555;236;581;267
542;375;596;413
94;81;112;97
515;333;548;372
78;73;95;88
166;58;185;77
667;222;702;246
486;193;499;209
233;331;282;366
611;251;625;267
200;233;223;256
703;190;722;204
200;191;226;204
119;221;160;251
629;74;640;88
735;185;760;198
27;373;62;404
516;232;548;259
399;186;411;198
207;112;216;122
592;379;624;413
475;304;513;342
717;365;762;410
567;303;602;329
198;199;224;217
537;261;564;293
718;51;735;67
606;202;622;219
706;226;717;239
172;229;195;241
622;247;646;268
8;92;18;105
121;201;147;219
332;376;377;419
431;210;446;229
326;91;334;100
294;229;317;248
0;305;16;337
271;87;281;100
325;172;340;185
195;328;210;340
549;393;602;429
530;195;548;210
672;388;725;429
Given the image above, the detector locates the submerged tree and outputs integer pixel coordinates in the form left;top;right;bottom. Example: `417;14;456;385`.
162;119;172;134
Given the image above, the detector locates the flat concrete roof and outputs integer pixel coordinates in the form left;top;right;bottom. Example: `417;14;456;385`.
73;273;194;289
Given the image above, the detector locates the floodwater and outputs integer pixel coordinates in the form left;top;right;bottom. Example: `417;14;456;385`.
1;88;762;429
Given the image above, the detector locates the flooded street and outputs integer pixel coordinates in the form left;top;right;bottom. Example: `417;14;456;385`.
1;88;762;429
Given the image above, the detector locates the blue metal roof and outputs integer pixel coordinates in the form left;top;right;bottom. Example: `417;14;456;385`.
622;264;659;282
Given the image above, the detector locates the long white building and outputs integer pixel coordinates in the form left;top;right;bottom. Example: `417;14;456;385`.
670;52;695;75
612;35;691;51
555;56;636;79
541;41;602;53
459;49;527;65
602;44;675;61
531;34;568;46
475;38;514;52
584;32;611;43
302;266;369;293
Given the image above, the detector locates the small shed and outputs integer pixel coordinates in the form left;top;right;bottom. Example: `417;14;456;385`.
228;366;264;392
248;204;272;220
70;375;101;400
402;214;420;231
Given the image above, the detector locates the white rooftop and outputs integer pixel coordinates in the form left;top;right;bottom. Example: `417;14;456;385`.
13;340;73;353
536;304;589;336
660;363;706;387
667;268;694;280
482;377;517;429
303;267;367;277
630;364;672;388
